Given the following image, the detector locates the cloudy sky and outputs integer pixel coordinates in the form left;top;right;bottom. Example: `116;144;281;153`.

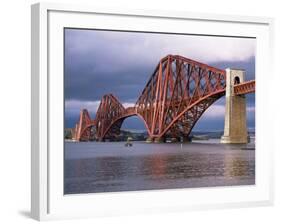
64;28;255;132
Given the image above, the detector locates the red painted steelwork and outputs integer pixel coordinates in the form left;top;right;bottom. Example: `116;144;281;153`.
73;109;96;141
72;55;255;142
234;80;255;95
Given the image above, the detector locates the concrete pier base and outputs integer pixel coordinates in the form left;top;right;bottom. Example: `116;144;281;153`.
221;69;249;144
146;137;153;143
169;137;177;143
154;137;165;143
181;136;192;143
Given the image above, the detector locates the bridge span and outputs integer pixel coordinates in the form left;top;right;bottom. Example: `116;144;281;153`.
71;55;255;143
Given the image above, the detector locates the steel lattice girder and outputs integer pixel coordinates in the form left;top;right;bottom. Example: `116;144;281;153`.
74;109;94;141
135;55;226;139
73;54;255;141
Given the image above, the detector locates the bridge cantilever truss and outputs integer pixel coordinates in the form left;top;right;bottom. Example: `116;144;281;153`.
72;55;255;142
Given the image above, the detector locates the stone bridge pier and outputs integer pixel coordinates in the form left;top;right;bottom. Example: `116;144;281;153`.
221;68;249;144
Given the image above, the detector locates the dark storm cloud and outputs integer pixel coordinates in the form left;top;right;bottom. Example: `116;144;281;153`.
65;55;255;105
64;29;157;102
65;29;256;103
64;29;256;129
65;62;154;102
210;56;255;81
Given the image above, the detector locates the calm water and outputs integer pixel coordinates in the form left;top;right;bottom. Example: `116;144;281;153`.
64;139;255;194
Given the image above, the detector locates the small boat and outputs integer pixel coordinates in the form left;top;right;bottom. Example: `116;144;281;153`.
125;142;133;147
125;137;133;147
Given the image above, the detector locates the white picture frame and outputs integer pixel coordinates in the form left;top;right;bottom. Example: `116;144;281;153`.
31;2;274;221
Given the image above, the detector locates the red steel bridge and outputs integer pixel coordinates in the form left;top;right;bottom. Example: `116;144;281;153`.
72;55;255;142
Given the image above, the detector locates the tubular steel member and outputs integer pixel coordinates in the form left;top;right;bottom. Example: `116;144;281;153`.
72;54;255;142
73;109;96;141
74;94;128;141
94;94;127;141
135;55;227;142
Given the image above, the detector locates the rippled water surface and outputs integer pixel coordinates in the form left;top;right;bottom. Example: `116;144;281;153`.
64;140;255;194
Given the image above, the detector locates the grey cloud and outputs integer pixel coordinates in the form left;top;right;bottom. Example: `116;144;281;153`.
64;28;255;129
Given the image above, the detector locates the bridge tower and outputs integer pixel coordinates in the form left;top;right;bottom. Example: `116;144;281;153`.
221;68;249;144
